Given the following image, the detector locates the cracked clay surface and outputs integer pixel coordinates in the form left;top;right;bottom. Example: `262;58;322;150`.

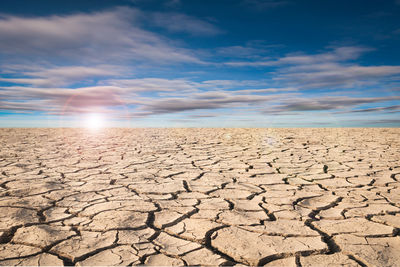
0;128;399;266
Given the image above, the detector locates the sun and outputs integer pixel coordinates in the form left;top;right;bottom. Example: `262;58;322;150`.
83;113;105;131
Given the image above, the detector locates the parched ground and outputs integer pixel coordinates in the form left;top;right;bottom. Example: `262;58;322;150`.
0;128;399;266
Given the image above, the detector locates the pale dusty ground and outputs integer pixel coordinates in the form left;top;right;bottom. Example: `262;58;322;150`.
0;128;399;266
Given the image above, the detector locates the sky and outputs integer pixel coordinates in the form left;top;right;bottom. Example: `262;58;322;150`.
0;0;400;127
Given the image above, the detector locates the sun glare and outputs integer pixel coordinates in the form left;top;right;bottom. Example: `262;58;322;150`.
83;113;105;131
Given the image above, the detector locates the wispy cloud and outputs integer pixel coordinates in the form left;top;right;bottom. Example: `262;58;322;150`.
0;85;132;114
0;65;122;87
338;105;400;113
0;78;293;117
225;46;372;66
105;78;199;92
369;119;400;124
262;96;400;114
2;70;398;120
188;114;218;118
0;7;203;64
217;42;277;59
280;64;400;89
231;87;297;94
226;46;400;90
136;91;290;116
151;12;222;36
199;79;269;89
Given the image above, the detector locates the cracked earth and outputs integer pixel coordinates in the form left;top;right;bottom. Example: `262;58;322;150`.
0;128;399;266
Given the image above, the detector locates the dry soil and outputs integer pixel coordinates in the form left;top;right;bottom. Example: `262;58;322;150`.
0;128;399;266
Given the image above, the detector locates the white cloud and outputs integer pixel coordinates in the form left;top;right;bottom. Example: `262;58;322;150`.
136;91;289;115
0;7;202;64
262;96;400;114
226;46;400;89
0;80;295;117
0;65;122;87
225;46;372;66
0;85;134;114
105;78;199;92
280;64;400;89
231;87;298;93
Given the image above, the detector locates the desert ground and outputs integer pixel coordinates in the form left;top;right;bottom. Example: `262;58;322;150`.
0;128;399;266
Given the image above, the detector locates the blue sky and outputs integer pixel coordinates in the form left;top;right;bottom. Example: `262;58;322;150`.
0;0;400;127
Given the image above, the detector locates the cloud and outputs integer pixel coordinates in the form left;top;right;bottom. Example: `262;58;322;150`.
225;46;372;66
0;65;121;87
338;105;400;113
369;119;400;124
263;96;400;114
225;61;272;67
188;114;218;118
199;79;272;89
7;70;397;119
107;78;282;93
226;46;400;89
281;64;400;89
217;46;263;58
216;42;276;59
0;100;52;112
2;77;399;122
0;85;133;114
137;92;285;115
105;78;199;92
280;46;372;64
231;87;297;94
0;77;294;117
151;12;221;36
0;7;202;64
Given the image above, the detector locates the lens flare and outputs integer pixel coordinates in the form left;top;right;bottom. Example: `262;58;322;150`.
83;113;105;131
